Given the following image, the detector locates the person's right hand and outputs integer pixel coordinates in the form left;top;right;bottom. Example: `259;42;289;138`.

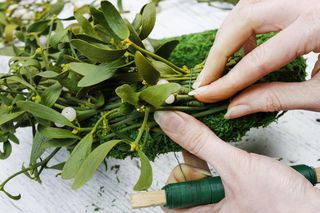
190;0;320;119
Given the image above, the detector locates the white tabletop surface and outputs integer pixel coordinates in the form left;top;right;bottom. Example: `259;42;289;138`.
0;0;320;212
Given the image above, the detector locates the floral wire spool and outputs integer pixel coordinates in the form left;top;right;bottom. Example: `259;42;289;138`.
131;164;319;209
0;0;306;199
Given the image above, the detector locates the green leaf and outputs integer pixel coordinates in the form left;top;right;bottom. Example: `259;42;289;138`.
6;76;36;91
42;138;77;149
8;133;19;144
69;59;124;87
155;39;179;59
72;140;123;189
132;13;142;32
4;24;17;42
61;132;93;179
74;34;106;45
89;6;117;40
140;83;181;108
0;141;12;160
48;162;65;171
27;20;50;33
101;1;130;40
74;12;98;38
70;39;126;63
115;84;140;106
30;131;47;164
135;51;160;85
39;127;80;139
17;101;74;127
0;111;25;126
41;82;62;107
125;19;144;48
0;46;15;56
49;20;68;48
139;3;157;40
48;0;64;15
134;150;153;191
37;71;60;78
151;60;181;75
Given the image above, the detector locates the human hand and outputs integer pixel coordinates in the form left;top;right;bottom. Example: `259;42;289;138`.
190;0;320;119
154;111;320;212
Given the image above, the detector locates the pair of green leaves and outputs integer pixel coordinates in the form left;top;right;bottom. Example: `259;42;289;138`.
116;83;181;108
61;134;123;189
132;3;157;40
62;135;152;191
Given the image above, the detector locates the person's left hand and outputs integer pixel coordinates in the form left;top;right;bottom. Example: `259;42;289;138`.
154;111;320;213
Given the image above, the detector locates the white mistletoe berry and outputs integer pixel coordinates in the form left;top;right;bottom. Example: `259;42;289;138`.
61;107;77;122
157;79;169;85
165;95;175;104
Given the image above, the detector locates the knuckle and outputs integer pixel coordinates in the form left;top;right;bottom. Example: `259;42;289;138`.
262;86;283;112
248;46;269;75
298;9;320;51
183;127;210;156
237;6;255;27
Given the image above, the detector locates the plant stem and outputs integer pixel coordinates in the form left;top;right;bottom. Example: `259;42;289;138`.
165;77;197;81
133;107;150;145
105;123;142;140
157;106;209;111
91;109;118;133
110;113;142;127
127;39;189;74
103;102;122;110
193;104;228;118
0;148;60;196
54;103;65;110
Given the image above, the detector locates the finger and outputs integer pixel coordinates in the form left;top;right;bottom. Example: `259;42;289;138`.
224;80;320;119
166;164;211;184
311;54;320;77
193;15;318;103
154;111;248;176
193;0;304;88
182;150;209;171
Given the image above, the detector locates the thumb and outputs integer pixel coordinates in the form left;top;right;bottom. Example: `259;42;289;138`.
225;79;320;119
166;164;211;184
154;111;247;177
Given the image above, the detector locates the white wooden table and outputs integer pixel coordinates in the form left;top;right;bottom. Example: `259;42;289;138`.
1;1;320;212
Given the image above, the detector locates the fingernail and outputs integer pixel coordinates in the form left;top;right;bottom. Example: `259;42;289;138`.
188;90;197;96
192;72;204;89
193;167;212;176
154;111;183;130
224;105;251;119
192;81;201;89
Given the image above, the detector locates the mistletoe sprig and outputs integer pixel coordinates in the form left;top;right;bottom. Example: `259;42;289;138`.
0;0;222;199
0;0;306;200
